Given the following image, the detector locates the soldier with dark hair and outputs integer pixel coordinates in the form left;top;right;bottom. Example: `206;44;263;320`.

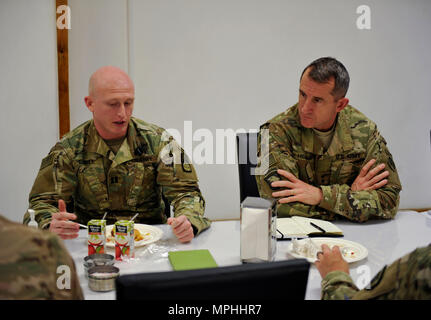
256;57;402;221
23;66;210;242
315;243;431;300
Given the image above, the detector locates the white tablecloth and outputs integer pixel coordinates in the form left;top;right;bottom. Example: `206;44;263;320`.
63;210;431;300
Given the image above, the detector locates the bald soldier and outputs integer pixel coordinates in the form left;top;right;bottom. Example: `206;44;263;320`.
23;66;210;242
0;215;83;299
256;57;402;222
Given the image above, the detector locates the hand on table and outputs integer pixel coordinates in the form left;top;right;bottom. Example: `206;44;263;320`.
167;215;194;243
351;159;389;191
271;169;323;205
315;244;350;279
49;199;79;240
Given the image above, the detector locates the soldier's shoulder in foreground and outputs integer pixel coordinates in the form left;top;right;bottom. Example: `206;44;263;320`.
0;215;83;300
353;244;431;300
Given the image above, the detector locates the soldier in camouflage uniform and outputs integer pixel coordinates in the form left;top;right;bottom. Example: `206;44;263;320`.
23;66;210;242
256;57;401;222
0;214;83;299
316;243;431;300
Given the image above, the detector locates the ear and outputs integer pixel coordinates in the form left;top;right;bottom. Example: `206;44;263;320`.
336;97;349;113
84;96;94;112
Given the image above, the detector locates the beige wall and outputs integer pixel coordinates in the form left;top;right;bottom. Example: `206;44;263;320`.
129;0;431;218
1;0;431;222
68;0;129;128
0;0;59;222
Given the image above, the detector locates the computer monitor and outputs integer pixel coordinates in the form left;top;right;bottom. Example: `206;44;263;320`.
115;259;309;300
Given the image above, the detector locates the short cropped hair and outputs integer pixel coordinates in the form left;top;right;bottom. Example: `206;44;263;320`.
300;57;350;100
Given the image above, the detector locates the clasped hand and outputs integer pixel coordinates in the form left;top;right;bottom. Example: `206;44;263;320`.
271;170;323;205
351;159;389;191
271;159;389;205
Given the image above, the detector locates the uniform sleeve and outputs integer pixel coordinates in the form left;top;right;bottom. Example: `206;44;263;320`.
318;127;402;221
256;123;338;220
47;233;84;300
23;144;77;229
0;222;83;300
256;123;402;222
323;246;431;300
351;245;431;300
156;138;211;235
321;271;359;300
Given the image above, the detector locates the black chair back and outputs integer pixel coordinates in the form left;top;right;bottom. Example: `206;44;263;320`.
116;259;310;300
236;132;260;203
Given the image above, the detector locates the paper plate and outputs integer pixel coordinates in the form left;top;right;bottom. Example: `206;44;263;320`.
286;237;368;263
105;224;163;248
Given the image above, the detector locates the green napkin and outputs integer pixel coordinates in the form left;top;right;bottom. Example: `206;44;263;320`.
168;249;218;271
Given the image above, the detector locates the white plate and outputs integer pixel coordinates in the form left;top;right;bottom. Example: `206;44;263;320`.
105;224;163;248
286;237;368;263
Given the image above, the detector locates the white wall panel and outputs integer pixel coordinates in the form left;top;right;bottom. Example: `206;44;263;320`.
130;0;431;219
0;0;59;222
68;0;129;128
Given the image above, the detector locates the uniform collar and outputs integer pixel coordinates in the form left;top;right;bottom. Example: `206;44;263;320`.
85;120;136;166
326;109;354;155
299;106;354;155
85;121;111;156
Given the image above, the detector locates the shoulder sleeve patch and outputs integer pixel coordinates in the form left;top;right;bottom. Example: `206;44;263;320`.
40;154;54;170
181;152;193;172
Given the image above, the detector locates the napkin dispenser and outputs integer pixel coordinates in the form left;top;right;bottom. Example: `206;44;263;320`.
240;197;276;263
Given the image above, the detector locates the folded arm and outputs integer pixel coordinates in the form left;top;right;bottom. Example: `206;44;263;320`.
256;124;402;222
318;129;402;221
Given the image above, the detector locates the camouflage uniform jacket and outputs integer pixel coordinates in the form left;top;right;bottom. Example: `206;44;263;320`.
256;104;402;222
0;215;83;300
321;244;431;300
23;117;211;234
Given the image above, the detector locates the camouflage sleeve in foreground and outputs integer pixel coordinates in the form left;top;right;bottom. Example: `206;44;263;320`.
256;120;402;222
322;244;431;300
0;215;83;300
157;139;211;235
321;271;360;300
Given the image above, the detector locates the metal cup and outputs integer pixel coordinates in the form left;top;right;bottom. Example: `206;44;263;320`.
83;253;115;278
87;265;120;292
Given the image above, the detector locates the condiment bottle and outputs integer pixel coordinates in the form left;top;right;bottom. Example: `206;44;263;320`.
28;209;38;228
